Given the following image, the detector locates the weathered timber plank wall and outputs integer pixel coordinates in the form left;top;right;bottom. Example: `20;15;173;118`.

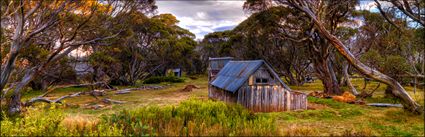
209;85;307;112
209;86;237;103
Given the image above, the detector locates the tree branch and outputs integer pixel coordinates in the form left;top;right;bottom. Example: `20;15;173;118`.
24;0;43;19
390;0;425;26
374;0;403;31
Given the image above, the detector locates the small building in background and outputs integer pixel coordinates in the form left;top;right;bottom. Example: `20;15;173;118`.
208;57;307;112
166;68;182;77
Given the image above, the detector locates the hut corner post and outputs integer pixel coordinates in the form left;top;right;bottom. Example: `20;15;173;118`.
208;57;234;99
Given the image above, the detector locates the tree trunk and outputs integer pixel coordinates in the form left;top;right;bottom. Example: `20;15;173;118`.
1;10;25;93
302;8;423;113
385;86;396;98
314;57;342;95
343;63;359;95
29;78;48;91
421;50;425;75
340;76;347;86
285;68;298;86
0;48;20;93
328;60;341;93
8;68;37;115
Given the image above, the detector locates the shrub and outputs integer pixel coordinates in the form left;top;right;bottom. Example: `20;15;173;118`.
103;98;278;136
1;104;122;136
143;76;184;84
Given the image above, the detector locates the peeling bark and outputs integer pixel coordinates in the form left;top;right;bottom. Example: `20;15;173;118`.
313;57;342;95
343;63;358;95
8;68;37;115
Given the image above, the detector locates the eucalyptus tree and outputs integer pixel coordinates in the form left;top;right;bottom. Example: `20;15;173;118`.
244;1;357;94
145;14;197;76
198;31;234;71
243;0;422;114
232;6;312;86
89;13;197;85
0;0;157;115
354;10;423;96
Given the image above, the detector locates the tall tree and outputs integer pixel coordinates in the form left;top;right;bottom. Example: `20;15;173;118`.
244;1;357;94
243;0;422;114
232;6;312;86
0;0;157;115
89;13;197;85
288;0;422;114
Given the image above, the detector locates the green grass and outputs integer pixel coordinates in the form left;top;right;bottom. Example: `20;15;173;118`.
103;98;277;136
2;75;424;136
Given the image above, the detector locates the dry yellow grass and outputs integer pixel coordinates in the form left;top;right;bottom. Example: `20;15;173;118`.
61;115;99;131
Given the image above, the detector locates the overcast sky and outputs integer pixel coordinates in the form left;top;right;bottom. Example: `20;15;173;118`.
156;1;249;40
156;1;380;40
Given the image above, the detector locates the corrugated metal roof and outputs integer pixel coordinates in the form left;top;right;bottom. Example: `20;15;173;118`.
211;60;263;92
211;60;291;93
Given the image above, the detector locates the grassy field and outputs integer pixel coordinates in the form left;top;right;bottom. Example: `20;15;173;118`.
2;75;424;136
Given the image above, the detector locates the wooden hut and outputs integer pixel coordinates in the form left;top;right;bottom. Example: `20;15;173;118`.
208;57;307;112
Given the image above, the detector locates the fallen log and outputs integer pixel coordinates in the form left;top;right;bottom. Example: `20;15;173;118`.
102;98;125;104
40;82;114;97
115;89;132;94
88;90;106;96
114;85;168;94
367;103;403;108
24;92;83;106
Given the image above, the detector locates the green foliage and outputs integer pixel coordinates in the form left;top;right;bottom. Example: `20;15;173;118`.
143;76;184;84
88;52;118;68
89;12;199;85
381;55;411;77
361;50;412;82
1;104;122;136
19;44;51;64
360;49;384;69
103;98;278;136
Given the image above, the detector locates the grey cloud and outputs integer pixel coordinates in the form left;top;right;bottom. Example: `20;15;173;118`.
213;25;235;32
157;1;249;39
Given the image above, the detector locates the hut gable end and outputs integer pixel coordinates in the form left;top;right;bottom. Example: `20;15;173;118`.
249;66;278;86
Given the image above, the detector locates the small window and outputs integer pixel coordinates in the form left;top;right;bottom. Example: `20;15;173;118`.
255;78;268;84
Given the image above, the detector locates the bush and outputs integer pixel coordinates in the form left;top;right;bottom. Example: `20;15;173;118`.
1;104;122;136
143;76;184;84
103;98;278;136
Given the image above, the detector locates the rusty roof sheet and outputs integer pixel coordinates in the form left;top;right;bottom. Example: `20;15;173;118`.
211;60;291;92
